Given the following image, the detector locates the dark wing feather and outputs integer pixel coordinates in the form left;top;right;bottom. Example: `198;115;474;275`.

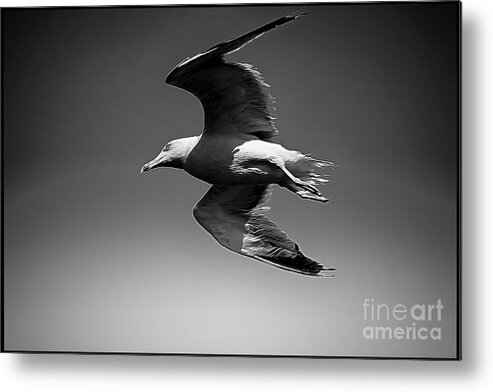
165;10;307;140
192;185;334;277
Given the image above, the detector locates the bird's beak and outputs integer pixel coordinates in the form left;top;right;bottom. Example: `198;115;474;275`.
141;153;169;174
140;162;153;173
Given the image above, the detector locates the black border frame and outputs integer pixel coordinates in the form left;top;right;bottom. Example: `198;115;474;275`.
0;1;462;360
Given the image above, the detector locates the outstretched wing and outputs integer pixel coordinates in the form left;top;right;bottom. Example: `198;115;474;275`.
165;10;308;140
192;184;334;277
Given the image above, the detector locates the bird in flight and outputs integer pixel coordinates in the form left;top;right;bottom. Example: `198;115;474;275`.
141;10;337;277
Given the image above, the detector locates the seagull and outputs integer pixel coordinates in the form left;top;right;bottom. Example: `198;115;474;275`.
141;10;337;277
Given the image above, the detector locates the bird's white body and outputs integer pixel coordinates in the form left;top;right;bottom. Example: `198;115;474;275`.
186;136;309;186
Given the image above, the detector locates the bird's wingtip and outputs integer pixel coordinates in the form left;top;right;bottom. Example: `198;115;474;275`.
318;267;336;278
288;8;309;19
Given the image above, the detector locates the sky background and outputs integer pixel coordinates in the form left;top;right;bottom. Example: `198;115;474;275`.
3;3;459;357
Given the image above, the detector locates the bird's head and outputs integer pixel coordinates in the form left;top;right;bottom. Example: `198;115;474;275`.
141;136;199;173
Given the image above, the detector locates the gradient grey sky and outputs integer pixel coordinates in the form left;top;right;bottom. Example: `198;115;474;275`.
3;3;459;357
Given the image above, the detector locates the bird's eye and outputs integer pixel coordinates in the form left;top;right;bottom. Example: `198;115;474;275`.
163;144;171;152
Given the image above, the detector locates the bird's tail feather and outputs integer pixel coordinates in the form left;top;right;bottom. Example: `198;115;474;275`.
294;156;338;186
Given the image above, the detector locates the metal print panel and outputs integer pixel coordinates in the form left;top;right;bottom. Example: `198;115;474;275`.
1;2;461;359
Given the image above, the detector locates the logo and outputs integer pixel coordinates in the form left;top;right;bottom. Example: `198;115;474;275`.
362;298;443;341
